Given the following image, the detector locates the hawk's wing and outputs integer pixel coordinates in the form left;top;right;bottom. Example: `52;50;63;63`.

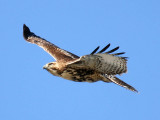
23;24;79;62
67;44;127;75
102;75;138;92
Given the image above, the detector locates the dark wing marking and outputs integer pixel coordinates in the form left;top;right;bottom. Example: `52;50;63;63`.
113;52;125;55
98;43;110;53
90;46;100;55
90;44;110;55
105;46;119;53
23;24;79;62
90;44;127;58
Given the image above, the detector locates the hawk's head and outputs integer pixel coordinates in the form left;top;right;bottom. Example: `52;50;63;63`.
43;62;60;76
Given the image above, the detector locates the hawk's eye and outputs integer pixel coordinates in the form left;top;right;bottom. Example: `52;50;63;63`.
48;63;53;65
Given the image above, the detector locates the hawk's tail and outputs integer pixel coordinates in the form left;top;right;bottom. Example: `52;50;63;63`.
102;75;138;93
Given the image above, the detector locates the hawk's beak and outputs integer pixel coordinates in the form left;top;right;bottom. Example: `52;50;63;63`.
43;65;47;69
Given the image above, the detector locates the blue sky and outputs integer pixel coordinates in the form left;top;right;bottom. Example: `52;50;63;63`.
1;0;160;120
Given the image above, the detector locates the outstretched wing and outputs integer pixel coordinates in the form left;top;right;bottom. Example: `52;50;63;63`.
23;24;79;62
68;44;127;75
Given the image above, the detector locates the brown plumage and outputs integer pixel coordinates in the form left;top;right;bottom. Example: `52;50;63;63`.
23;24;138;92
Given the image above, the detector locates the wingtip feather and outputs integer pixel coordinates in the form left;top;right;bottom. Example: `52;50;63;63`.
98;43;111;53
90;46;100;54
23;24;32;40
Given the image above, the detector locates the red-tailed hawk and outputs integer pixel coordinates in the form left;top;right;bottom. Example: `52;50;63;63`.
23;24;138;92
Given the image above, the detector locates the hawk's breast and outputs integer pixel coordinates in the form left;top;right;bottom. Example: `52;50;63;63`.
60;68;99;82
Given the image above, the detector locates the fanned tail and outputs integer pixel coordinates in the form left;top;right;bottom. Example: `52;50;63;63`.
103;75;138;93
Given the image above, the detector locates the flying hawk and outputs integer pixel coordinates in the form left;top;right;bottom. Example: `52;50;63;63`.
23;24;138;92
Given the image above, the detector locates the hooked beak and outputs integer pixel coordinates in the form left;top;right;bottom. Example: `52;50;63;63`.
43;65;47;69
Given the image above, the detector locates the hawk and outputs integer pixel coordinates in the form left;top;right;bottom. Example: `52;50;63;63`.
23;24;138;92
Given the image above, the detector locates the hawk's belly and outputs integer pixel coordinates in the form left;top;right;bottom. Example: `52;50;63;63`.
60;68;100;82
